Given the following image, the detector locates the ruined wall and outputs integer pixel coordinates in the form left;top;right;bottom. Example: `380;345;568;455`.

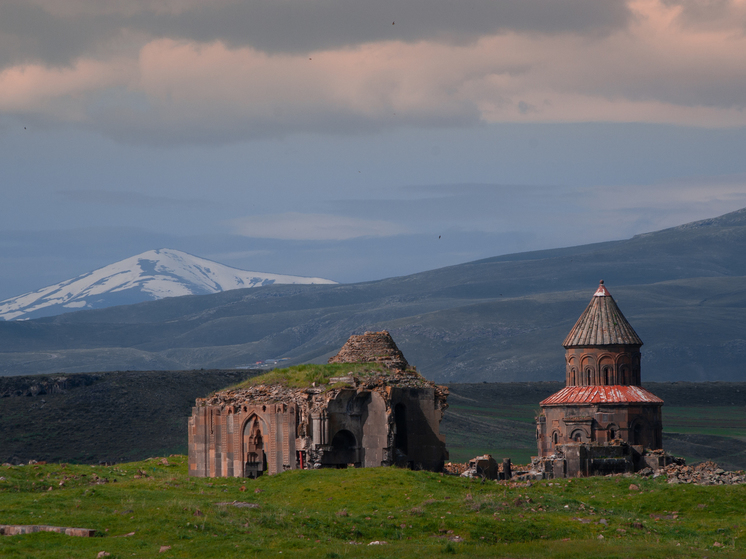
389;387;448;470
188;368;449;477
188;403;297;477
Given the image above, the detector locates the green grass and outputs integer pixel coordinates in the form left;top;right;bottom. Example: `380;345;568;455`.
229;363;396;390
664;407;746;439
1;457;745;558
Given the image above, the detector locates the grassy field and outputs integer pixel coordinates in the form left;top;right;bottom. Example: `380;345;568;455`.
663;407;746;439
1;456;745;558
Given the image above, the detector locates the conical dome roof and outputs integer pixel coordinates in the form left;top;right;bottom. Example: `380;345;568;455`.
563;281;643;347
328;330;409;371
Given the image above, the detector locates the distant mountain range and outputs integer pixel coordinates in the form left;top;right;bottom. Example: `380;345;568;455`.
1;209;745;382
0;249;336;321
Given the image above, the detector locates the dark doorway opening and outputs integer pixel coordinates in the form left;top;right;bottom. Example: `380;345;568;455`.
332;429;356;451
394;403;408;454
328;429;357;468
632;422;643;445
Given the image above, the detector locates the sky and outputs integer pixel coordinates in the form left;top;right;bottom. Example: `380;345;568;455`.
1;0;746;300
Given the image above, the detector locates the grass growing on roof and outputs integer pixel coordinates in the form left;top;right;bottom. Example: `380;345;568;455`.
229;362;393;390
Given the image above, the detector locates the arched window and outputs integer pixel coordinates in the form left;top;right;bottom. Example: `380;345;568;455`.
608;424;617;441
553;432;559;445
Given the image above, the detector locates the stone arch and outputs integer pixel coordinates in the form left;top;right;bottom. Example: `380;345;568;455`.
616;354;632;385
242;414;268;478
630;420;646;446
607;423;619;441
570;429;585;442
332;429;356;451
598;354;614;386
328;429;357;468
567;356;578;385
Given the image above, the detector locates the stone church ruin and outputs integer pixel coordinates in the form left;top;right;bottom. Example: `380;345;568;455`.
188;331;449;478
534;281;676;478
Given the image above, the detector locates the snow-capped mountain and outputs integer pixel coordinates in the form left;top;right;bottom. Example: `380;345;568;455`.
0;249;337;321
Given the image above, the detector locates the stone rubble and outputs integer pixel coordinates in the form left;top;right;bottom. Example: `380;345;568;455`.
654;461;746;485
1;524;95;537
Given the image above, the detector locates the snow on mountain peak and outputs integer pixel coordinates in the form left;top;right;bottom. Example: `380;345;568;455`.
0;249;337;321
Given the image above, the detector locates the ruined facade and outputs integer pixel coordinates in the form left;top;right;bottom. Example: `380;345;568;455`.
535;281;665;477
188;331;448;477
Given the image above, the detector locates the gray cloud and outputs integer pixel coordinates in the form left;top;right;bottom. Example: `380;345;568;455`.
0;2;116;69
0;0;631;69
57;190;212;209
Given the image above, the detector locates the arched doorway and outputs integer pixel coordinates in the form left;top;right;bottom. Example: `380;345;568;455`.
330;429;357;468
243;417;266;478
631;422;644;446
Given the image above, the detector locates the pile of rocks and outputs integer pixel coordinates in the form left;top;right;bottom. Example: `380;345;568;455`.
659;461;745;485
443;462;468;475
328;331;409;371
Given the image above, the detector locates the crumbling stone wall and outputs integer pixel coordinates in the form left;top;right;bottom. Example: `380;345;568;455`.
188;332;449;477
528;441;679;479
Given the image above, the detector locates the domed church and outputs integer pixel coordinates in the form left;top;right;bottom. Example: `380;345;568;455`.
536;281;663;461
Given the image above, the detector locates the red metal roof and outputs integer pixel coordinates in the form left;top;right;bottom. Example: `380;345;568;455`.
540;385;663;406
563;280;643;347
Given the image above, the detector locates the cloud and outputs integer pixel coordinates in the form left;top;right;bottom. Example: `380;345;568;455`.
230;212;409;240
0;0;630;70
0;0;745;142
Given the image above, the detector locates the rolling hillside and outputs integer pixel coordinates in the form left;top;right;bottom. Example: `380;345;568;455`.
1;208;745;382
